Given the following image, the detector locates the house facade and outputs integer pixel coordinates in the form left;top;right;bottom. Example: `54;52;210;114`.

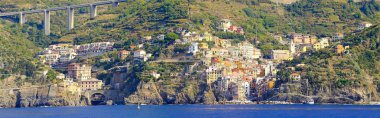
271;50;291;61
79;79;103;91
67;63;92;81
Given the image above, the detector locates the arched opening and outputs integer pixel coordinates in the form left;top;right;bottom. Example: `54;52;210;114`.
91;93;106;105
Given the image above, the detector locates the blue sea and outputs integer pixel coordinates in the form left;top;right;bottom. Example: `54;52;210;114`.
1;104;380;118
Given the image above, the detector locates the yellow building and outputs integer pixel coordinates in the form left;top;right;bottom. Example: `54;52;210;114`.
60;79;81;95
202;32;214;42
211;47;228;57
268;80;275;89
336;45;344;54
271;50;291;61
301;46;308;52
291;33;317;44
215;38;231;48
207;71;217;84
313;43;321;50
199;42;209;50
118;50;130;60
206;67;220;84
309;36;318;44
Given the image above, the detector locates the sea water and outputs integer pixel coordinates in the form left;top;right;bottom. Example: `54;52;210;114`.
0;104;380;118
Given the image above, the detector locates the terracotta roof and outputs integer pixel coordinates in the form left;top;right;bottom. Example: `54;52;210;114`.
211;57;222;63
291;73;300;76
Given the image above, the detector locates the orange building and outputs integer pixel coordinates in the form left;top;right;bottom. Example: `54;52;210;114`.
336;45;344;54
291;34;317;44
118;50;130;60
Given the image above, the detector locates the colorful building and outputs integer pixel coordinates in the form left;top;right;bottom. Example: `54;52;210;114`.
67;63;92;81
271;50;291;61
118;50;130;60
336;45;345;54
79;79;103;91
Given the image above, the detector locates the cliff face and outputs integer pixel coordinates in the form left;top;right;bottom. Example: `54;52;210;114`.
0;85;83;108
124;81;164;105
0;78;83;108
124;79;218;105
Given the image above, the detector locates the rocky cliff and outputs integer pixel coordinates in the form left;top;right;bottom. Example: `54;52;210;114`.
124;78;218;105
0;77;83;108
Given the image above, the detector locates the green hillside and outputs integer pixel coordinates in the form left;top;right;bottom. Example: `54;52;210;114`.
1;0;380;102
1;0;380;47
277;25;380;103
0;24;40;79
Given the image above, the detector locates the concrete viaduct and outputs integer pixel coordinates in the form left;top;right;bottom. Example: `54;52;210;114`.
0;0;127;35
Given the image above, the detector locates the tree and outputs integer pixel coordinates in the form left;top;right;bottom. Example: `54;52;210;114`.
46;70;57;81
164;32;179;43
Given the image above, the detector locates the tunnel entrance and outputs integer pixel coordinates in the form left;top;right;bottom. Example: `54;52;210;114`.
91;93;106;105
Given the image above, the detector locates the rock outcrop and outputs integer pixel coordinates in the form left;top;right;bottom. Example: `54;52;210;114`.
124;81;164;105
124;78;218;105
0;84;83;108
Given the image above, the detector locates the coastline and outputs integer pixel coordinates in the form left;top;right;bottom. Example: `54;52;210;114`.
3;101;380;109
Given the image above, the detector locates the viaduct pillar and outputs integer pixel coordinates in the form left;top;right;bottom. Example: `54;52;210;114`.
67;7;74;30
44;10;51;35
90;4;98;18
19;12;26;25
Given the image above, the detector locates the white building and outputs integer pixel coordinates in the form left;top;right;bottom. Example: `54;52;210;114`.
238;41;255;59
242;81;250;98
358;22;373;30
332;33;344;41
290;73;301;81
48;44;75;55
143;36;152;41
59;53;77;64
319;38;330;48
38;52;60;66
228;46;240;58
56;73;65;79
75;42;114;55
188;42;199;54
289;40;296;54
217;77;232;92
134;50;147;58
133;50;150;61
225;41;262;59
181;31;201;43
157;34;165;40
262;61;275;76
219;19;232;32
151;72;161;79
